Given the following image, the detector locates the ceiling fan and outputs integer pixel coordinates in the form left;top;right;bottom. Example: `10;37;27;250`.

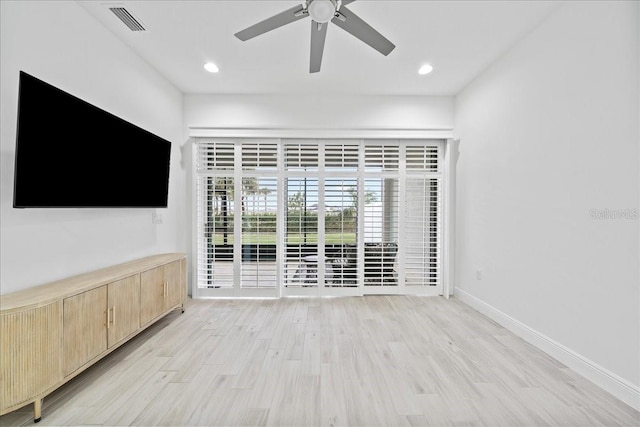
234;0;395;73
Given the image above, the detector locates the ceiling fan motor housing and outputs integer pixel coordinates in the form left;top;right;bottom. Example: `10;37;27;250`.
308;0;337;23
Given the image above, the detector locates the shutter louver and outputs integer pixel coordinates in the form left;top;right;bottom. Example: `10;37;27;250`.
365;144;400;171
241;178;278;288
285;178;319;286
404;177;441;287
241;142;278;170
325;178;359;287
325;143;359;170
285;144;319;170
363;178;399;287
406;144;440;172
197;140;234;171
196;175;234;289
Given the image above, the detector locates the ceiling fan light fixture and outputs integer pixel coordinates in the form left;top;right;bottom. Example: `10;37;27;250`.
308;0;337;23
418;64;434;75
204;62;219;73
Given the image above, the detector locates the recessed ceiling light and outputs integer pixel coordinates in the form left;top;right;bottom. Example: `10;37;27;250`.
204;62;219;73
418;64;433;75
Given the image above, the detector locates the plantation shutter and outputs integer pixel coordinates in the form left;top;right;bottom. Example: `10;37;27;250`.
325;143;359;170
324;178;359;287
194;137;444;296
363;178;399;287
195;140;235;289
239;142;279;288
240;177;278;288
361;142;400;290
197;139;234;171
284;177;319;286
406;144;440;172
404;143;442;288
241;142;278;170
285;143;319;170
364;144;400;171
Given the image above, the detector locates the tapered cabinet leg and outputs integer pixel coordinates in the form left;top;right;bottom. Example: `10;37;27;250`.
33;399;42;423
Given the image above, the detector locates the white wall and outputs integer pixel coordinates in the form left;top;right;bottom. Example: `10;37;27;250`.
184;94;454;131
0;1;187;295
454;0;639;408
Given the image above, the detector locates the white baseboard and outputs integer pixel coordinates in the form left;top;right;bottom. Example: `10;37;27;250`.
454;288;640;412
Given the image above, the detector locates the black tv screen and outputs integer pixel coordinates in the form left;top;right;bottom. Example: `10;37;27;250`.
13;71;171;208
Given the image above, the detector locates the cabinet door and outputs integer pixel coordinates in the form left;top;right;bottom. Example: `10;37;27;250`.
63;287;107;376
107;275;140;347
140;266;165;326
1;302;63;412
164;259;185;310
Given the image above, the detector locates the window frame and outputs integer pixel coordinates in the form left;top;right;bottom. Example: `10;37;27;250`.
191;135;454;299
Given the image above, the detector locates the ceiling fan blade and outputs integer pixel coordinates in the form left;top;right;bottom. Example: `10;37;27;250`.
235;4;308;41
341;0;356;6
331;5;395;56
310;21;328;73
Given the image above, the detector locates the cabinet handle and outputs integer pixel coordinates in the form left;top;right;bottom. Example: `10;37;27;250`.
106;307;116;328
164;281;168;298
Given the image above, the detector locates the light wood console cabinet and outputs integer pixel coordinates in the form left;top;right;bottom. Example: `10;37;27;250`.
0;253;187;423
140;260;182;326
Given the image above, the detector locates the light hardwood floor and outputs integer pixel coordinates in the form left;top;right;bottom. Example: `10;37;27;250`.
1;296;638;427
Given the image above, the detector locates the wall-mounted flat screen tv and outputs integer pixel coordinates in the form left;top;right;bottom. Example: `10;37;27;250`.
13;71;171;208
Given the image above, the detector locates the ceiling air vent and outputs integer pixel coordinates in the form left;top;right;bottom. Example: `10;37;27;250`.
109;7;146;31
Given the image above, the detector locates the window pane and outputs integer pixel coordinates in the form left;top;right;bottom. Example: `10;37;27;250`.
285;178;319;286
363;178;399;286
325;178;358;287
196;176;234;288
241;178;278;288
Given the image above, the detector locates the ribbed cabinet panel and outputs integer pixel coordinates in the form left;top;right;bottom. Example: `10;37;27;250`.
140;266;165;326
0;301;62;411
63;287;108;376
164;260;184;310
107;275;141;347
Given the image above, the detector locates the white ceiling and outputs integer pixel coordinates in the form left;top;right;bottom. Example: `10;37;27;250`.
78;0;560;96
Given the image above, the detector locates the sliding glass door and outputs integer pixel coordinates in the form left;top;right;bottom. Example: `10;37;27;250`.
194;138;443;298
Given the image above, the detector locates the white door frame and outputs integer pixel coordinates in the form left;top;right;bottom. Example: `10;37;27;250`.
190;128;455;299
